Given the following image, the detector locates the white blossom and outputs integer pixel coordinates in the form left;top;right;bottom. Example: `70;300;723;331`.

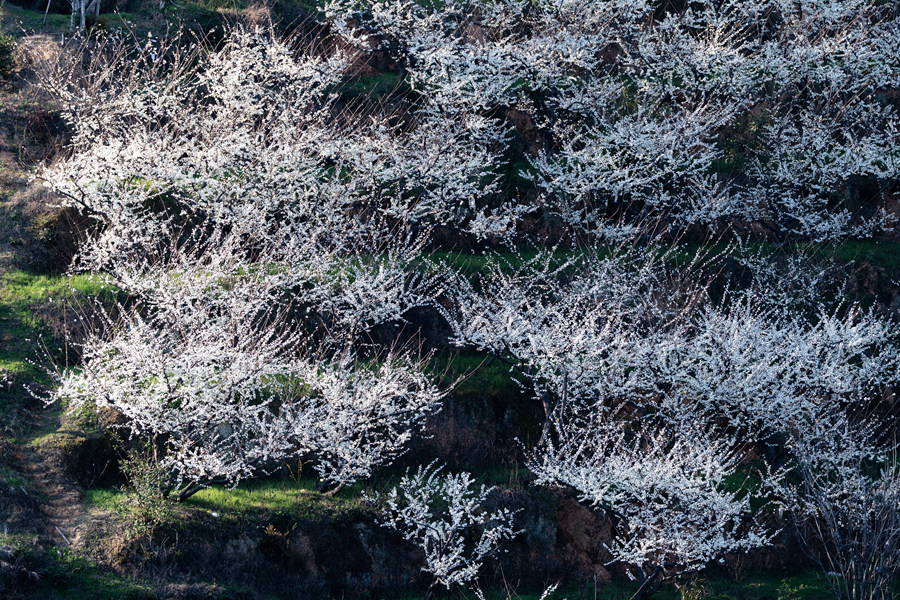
375;463;519;594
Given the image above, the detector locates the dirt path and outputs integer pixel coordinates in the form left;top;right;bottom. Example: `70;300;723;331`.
12;442;84;546
0;58;89;549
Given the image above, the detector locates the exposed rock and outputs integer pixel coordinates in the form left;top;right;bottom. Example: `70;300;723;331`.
555;497;613;583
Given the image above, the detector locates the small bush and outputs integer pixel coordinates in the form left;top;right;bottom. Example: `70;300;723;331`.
119;447;173;540
0;32;15;79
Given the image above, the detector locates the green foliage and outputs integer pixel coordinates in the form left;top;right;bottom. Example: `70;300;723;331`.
0;461;28;488
713;109;775;175
340;72;404;98
118;446;174;540
186;478;373;532
678;579;710;600
63;402;102;433
185;476;319;516
89;472;369;526
37;546;155;600
0;30;14;78
84;14;109;33
430;353;521;400
545;571;830;600
775;577;821;600
0;270;114;434
801;239;900;269
0;533;153;600
0;2;69;32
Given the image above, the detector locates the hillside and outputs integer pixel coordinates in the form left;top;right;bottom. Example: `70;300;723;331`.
1;1;899;599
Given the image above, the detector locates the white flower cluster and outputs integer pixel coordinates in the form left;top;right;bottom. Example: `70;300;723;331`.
54;246;446;498
38;28;520;270
326;0;900;240
376;464;519;592
529;418;771;582
33;11;900;594
447;246;900;589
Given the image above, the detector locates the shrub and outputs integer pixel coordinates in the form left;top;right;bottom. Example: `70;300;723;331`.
374;464;519;598
0;31;15;79
119;446;173;540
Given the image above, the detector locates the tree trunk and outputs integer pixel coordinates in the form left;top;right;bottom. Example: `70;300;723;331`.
630;566;662;600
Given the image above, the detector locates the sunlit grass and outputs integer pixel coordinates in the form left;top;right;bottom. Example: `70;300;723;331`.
86;474;361;521
0;270;117;378
185;476;319;514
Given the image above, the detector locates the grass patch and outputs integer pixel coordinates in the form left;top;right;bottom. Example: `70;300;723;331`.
0;270;119;436
0;461;28;488
0;533;153;600
0;3;227;38
431;352;523;399
84;486;122;511
340;72;404;98
87;474;361;522
0;3;70;34
184;476;318;515
86;464;530;528
445;570;831;600
800;239;900;269
0;270;117;377
431;239;900;277
1;270;115;303
33;546;155;600
431;248;583;278
182;476;371;528
696;570;831;600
